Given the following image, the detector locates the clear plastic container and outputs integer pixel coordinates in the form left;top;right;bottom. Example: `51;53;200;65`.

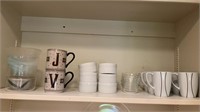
7;47;41;90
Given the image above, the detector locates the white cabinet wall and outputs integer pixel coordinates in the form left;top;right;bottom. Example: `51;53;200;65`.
1;1;200;112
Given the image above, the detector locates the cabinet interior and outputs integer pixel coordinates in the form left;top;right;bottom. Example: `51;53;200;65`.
1;1;200;112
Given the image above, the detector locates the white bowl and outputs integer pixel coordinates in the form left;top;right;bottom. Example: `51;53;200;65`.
79;82;97;93
79;62;97;72
99;63;117;74
80;74;97;82
79;62;96;67
98;82;117;93
99;73;116;83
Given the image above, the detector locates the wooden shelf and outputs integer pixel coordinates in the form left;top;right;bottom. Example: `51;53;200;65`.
0;87;199;105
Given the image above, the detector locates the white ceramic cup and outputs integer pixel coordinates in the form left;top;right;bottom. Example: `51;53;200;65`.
172;72;199;98
146;71;172;97
99;73;117;83
80;73;97;82
46;49;75;70
44;70;74;92
99;63;117;74
140;72;154;95
79;62;97;72
98;82;117;93
172;74;179;95
79;82;97;93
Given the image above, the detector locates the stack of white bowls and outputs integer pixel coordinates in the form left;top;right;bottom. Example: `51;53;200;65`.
78;62;97;93
98;63;117;93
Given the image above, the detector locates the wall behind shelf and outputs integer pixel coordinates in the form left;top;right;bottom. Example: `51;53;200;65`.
20;17;175;87
21;33;175;87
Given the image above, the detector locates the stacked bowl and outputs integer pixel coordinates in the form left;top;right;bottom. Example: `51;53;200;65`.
98;63;117;93
78;62;97;93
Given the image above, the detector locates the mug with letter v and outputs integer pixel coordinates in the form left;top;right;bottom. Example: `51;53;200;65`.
44;70;74;92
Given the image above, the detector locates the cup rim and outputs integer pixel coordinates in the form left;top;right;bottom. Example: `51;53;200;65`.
79;62;96;67
47;49;67;52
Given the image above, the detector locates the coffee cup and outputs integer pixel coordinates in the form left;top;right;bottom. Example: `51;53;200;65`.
44;70;74;92
146;71;172;97
140;72;154;95
46;49;75;71
172;72;199;98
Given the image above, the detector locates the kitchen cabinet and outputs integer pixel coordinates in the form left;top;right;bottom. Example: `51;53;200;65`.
1;0;200;112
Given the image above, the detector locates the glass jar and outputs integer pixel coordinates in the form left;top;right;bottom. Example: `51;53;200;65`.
7;47;41;90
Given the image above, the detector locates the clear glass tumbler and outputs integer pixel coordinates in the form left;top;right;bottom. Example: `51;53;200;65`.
121;73;140;93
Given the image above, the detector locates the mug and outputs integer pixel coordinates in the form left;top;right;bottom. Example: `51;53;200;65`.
172;72;198;98
140;72;154;95
44;70;74;92
146;71;172;97
46;49;75;70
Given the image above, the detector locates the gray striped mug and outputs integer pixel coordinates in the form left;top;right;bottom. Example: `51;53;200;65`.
172;72;198;98
146;71;173;97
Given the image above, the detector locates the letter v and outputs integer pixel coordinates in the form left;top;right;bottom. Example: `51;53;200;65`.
49;74;59;88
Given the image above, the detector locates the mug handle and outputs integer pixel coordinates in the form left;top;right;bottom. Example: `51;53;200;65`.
64;71;74;88
145;72;155;90
66;52;75;68
171;72;180;90
140;72;148;87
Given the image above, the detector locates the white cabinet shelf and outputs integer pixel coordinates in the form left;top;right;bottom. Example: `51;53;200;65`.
1;1;200;111
0;87;199;105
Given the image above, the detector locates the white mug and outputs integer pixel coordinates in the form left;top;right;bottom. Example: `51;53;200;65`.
44;70;74;92
140;72;154;95
172;72;198;98
46;49;75;70
146;71;172;97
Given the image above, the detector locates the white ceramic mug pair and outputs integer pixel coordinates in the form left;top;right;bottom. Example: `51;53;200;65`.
141;71;199;98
